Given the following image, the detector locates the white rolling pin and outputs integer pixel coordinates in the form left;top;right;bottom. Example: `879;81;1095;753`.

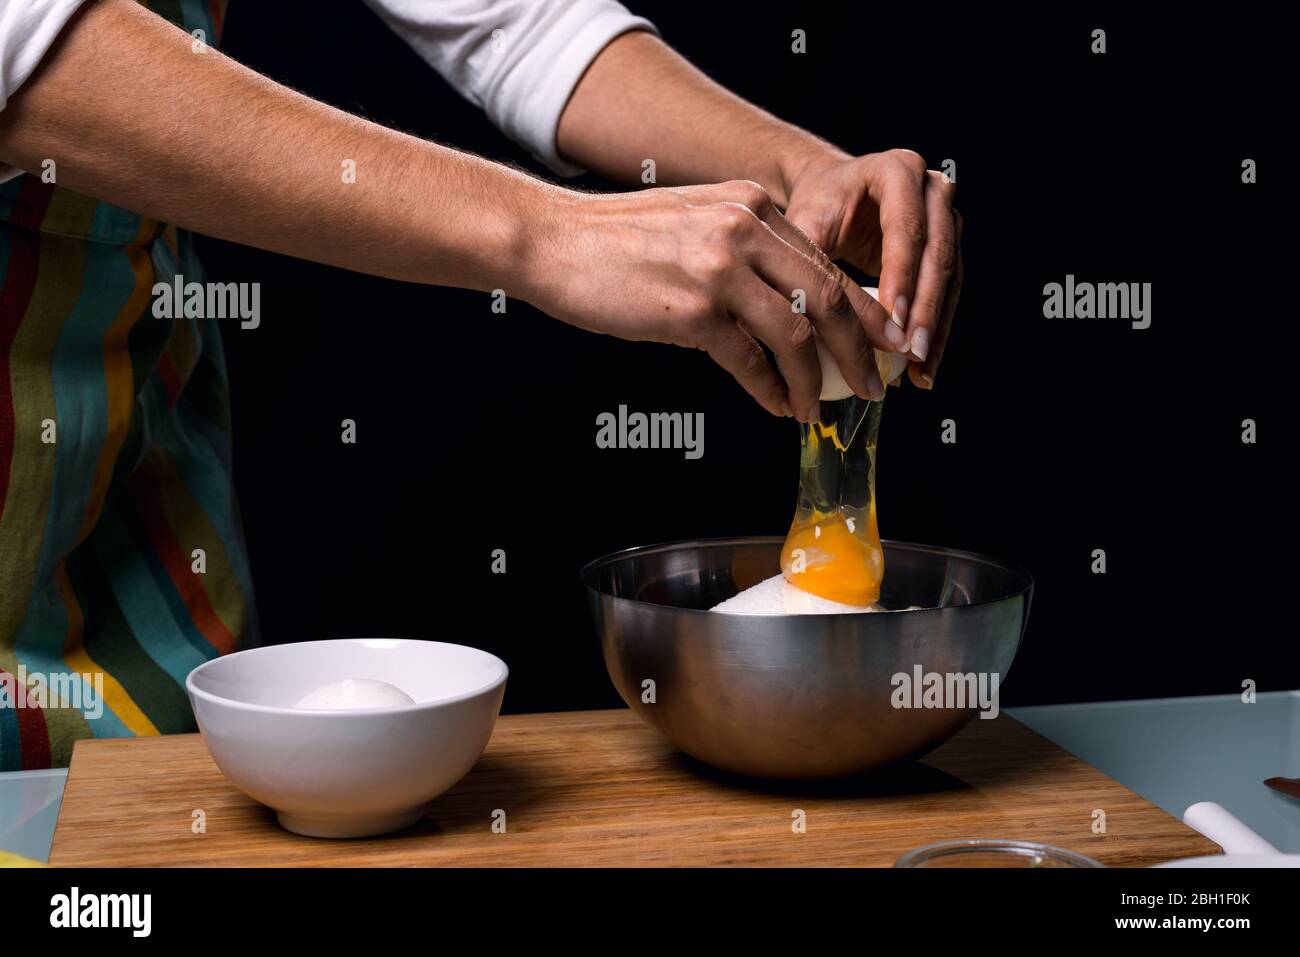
1182;801;1279;855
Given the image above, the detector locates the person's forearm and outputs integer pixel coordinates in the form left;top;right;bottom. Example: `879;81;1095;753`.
0;1;929;416
557;31;846;206
0;0;557;293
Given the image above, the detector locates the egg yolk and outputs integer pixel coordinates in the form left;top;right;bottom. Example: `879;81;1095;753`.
781;504;883;606
780;398;884;606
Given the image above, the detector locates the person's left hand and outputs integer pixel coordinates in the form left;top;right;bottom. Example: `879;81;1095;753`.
783;149;962;389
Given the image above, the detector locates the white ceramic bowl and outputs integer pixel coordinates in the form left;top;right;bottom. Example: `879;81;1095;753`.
186;639;507;838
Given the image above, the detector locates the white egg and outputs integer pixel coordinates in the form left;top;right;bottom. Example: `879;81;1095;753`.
293;678;415;710
817;286;910;401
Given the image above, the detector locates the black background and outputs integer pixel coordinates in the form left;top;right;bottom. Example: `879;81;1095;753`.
8;865;1292;942
196;2;1294;714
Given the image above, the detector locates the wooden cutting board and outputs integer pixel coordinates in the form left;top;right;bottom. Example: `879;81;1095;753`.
49;709;1219;867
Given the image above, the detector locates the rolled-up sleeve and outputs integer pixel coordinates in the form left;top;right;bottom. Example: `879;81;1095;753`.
0;0;87;111
0;0;88;182
362;0;657;176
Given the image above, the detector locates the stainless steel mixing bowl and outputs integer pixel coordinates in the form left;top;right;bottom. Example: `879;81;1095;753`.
582;536;1032;778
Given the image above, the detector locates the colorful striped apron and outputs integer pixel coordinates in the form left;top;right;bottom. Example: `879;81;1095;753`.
0;0;256;770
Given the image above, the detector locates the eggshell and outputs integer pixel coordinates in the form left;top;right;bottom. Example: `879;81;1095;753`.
293;678;415;710
817;286;908;400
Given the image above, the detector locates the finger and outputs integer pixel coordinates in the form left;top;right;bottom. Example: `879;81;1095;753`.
751;232;890;403
709;181;904;363
753;202;904;366
909;211;963;389
870;154;928;344
726;272;824;422
703;320;791;417
905;172;958;365
740;218;899;403
754;207;887;401
755;200;836;268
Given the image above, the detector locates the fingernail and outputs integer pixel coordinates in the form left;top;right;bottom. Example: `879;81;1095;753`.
910;327;930;362
886;296;909;349
891;295;908;330
807;399;822;423
780;399;794;418
920;372;934;390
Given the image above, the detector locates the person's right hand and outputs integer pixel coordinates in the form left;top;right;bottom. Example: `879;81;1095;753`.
524;180;911;421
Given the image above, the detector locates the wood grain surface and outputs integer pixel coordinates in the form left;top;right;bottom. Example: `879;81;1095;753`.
49;709;1219;867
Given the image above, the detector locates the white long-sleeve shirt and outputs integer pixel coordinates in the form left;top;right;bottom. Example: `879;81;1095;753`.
0;0;655;182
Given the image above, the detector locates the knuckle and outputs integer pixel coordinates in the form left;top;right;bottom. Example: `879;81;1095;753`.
890;211;927;248
710;201;757;238
785;312;816;352
913;292;943;321
724;179;772;213
737;338;770;379
817;273;852;318
928;236;958;274
694;245;735;282
892;148;927;175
